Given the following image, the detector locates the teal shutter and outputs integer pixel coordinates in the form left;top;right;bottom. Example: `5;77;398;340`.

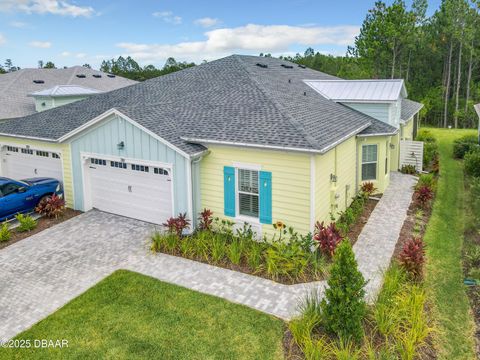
224;166;235;217
259;171;272;224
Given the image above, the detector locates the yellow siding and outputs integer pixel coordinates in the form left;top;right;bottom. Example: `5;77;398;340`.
200;145;311;238
357;135;391;194
314;136;357;224
0;136;74;208
390;133;400;171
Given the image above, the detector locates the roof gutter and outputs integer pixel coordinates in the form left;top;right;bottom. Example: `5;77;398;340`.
356;129;399;138
0;132;57;143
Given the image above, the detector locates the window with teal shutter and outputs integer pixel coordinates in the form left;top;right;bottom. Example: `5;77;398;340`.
223;166;235;217
259;171;272;224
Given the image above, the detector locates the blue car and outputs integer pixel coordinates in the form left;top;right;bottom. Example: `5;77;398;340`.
0;177;64;221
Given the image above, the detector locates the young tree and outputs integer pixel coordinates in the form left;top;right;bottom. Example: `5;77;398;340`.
44;61;56;69
321;239;367;342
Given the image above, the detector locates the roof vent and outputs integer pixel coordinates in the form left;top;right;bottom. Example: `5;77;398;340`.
298;64;306;69
107;74;116;78
281;64;293;69
256;63;268;68
76;74;86;78
92;74;102;78
33;80;44;84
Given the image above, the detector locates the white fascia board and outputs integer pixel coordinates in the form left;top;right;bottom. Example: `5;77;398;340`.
58;108;192;159
0;133;56;142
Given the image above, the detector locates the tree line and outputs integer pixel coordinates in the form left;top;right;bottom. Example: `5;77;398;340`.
281;0;480;128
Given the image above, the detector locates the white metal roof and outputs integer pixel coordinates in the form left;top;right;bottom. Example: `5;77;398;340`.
304;79;407;103
28;85;102;97
475;103;480;117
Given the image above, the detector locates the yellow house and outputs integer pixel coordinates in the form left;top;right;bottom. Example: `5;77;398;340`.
0;55;422;237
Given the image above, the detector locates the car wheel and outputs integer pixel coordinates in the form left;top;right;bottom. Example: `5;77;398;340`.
37;195;51;207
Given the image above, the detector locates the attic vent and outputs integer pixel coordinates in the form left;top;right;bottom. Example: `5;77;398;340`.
298;64;306;69
33;80;44;84
92;74;102;78
107;74;116;78
281;64;293;69
76;74;86;78
256;63;268;68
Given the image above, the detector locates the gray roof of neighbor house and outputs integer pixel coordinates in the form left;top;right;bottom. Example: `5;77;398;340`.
0;55;398;156
305;79;407;102
401;98;423;122
0;66;137;119
29;85;102;97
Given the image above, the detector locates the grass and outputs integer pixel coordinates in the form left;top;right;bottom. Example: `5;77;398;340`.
422;128;476;359
0;270;284;360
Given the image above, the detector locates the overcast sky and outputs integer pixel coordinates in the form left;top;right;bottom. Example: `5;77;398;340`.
0;0;441;69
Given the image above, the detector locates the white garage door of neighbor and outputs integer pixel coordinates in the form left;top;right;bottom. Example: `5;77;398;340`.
2;146;63;181
87;157;173;224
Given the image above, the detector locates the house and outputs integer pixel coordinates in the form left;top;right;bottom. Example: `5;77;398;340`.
475;104;480;143
0;55;422;237
0;66;137;119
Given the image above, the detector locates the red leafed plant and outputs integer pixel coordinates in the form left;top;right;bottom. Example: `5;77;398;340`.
198;208;213;231
314;221;343;258
35;194;65;219
360;182;377;196
163;213;191;237
398;237;426;280
414;185;433;209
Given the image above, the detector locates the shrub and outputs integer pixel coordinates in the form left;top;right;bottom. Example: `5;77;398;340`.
198;208;213;231
360;181;377;196
0;223;11;242
464;149;480;177
414;185;433;209
416;173;435;191
245;242;263;271
265;241;308;281
398;237;426;280
15;214;37;232
415;129;436;143
453;134;478;159
321;239;367;342
227;238;243;265
314;221;342;257
163;213;191;237
35;194;65;218
401;164;417;175
470;177;480;222
210;234;226;263
423;141;439;168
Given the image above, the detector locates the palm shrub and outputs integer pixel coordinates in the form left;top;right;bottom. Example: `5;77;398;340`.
398;237;426;280
0;222;11;242
464;149;480;178
314;221;342;257
15;214;37;232
321;239;367;343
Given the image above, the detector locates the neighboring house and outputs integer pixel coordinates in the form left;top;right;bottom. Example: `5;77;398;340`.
0;66;137;119
29;85;103;112
0;55;423;237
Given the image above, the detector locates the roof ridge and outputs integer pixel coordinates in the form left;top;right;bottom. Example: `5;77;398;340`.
233;55;320;150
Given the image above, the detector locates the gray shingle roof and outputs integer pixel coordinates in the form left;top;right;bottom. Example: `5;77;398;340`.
401;98;423;122
0;66;137;119
0;55;398;155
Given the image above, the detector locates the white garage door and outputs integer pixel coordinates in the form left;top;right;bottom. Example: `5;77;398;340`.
87;157;173;224
1;146;63;181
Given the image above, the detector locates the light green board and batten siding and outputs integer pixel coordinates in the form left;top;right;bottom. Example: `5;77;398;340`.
34;96;90;112
69;114;192;216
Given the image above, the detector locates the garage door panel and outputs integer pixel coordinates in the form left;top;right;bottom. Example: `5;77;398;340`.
87;159;173;225
2;147;63;181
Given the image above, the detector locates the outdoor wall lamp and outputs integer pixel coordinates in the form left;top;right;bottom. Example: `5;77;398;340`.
117;141;125;150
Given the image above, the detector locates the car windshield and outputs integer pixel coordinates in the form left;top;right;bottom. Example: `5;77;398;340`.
18;180;32;186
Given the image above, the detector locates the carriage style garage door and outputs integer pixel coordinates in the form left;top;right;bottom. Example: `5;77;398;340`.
85;156;173;225
1;145;63;181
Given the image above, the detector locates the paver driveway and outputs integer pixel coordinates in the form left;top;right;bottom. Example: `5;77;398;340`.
0;172;416;342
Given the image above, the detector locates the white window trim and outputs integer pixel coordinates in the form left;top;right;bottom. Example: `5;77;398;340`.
232;162;262;171
361;144;378;181
235;167;261;224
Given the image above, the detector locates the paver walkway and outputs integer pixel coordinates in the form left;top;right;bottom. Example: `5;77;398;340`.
0;172;416;341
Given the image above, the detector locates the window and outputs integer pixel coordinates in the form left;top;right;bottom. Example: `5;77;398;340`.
237;169;259;218
36;151;49;157
90;158;107;166
111;161;127;169
52;153;60;159
131;164;149;172
362;144;377;181
6;146;18;152
21;148;33;155
154;167;169;175
0;182;22;197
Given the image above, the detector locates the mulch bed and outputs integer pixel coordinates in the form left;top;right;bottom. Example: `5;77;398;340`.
0;208;81;250
347;196;381;246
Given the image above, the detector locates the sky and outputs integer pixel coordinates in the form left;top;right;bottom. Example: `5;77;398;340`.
0;0;442;69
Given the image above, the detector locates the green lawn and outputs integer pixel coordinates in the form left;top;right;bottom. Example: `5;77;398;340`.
0;270;284;360
423;128;476;359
